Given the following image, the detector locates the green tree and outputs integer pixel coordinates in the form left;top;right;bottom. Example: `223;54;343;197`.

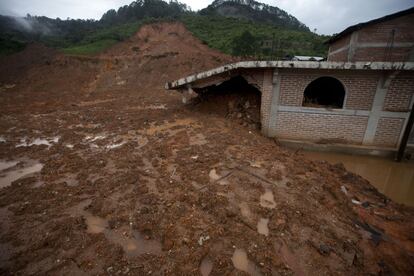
231;30;258;57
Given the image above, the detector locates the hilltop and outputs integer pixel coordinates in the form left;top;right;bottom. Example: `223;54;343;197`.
200;0;309;31
0;0;328;58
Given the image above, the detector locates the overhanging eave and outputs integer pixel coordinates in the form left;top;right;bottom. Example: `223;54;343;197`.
165;61;414;91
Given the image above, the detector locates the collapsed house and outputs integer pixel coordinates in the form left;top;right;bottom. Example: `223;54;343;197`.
166;7;414;156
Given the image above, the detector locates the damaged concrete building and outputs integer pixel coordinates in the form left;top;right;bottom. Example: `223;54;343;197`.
166;8;414;156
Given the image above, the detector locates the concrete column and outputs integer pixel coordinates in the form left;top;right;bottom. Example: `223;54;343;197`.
403;94;414;145
260;69;274;136
347;31;359;62
268;69;282;137
181;85;197;104
363;72;397;144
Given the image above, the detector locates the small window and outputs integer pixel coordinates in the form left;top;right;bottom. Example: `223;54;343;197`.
302;77;345;108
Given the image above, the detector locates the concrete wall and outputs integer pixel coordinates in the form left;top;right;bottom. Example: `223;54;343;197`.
260;68;414;149
328;13;414;62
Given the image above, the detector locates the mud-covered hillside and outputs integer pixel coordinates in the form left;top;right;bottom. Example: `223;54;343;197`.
0;22;413;275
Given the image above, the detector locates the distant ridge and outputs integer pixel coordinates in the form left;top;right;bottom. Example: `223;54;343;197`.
200;0;309;31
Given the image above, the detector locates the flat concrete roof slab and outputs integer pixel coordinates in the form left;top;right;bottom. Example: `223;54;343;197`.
165;61;414;90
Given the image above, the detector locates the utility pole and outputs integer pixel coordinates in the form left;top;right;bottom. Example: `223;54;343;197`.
396;102;414;162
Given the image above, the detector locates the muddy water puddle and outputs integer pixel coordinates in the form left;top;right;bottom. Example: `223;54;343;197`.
0;161;18;171
200;257;213;276
257;218;269;236
0;160;43;188
232;248;262;275
16;137;59;148
239;202;252;219
260;190;276;209
303;151;414;206
70;201;162;257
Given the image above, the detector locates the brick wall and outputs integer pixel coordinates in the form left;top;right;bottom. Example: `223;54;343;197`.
343;75;378;110
250;68;412;149
327;50;348;62
357;14;414;43
384;73;414;112
275;112;368;144
279;74;312;106
328;12;414;62
374;117;405;147
278;71;378;110
353;47;413;62
329;36;350;52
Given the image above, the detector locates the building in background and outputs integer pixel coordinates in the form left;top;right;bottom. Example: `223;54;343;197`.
327;7;414;62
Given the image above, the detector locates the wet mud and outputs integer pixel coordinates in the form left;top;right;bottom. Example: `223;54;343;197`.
0;22;413;275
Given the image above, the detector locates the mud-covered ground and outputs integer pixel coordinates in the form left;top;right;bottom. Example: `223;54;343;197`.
1;23;414;275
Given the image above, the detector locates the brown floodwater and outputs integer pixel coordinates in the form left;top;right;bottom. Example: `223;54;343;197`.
302;151;414;207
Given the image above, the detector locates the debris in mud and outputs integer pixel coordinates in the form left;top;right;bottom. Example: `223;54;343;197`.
16;137;59;148
318;244;331;256
0;84;16;93
106;141;127;150
191;76;261;130
198;235;210;246
85;135;107;142
355;220;384;245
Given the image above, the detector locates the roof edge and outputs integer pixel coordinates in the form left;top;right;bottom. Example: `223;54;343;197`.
326;7;414;45
165;61;414;90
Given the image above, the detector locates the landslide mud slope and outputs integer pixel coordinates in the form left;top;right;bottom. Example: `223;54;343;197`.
0;22;413;275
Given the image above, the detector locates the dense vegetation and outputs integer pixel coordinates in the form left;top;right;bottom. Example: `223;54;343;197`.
0;0;329;58
182;15;328;58
200;0;309;32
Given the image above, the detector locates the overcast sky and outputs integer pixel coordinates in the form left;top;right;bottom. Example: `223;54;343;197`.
0;0;413;34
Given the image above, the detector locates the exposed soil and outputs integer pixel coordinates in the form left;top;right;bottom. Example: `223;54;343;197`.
0;22;413;275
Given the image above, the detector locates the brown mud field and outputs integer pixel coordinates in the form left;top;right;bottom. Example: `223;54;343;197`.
1;22;414;275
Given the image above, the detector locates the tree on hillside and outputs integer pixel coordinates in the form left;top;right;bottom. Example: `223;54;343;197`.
231;30;258;57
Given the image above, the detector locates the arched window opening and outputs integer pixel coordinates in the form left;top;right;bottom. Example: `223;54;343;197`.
302;77;345;108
